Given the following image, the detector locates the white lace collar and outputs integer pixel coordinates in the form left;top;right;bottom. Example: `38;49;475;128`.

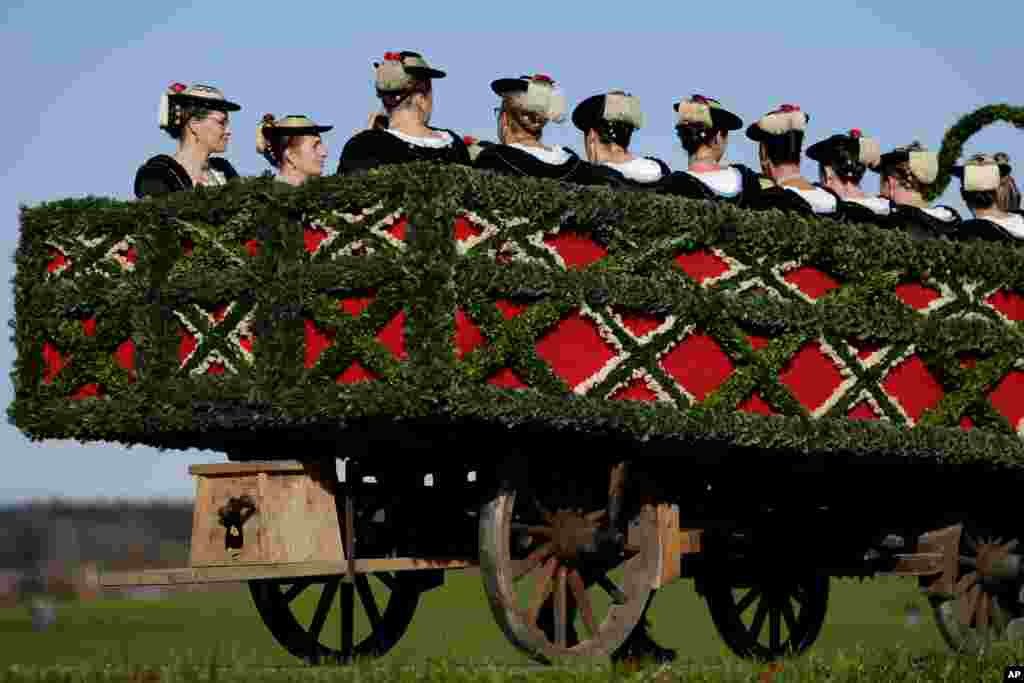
987;212;1024;238
921;206;957;222
387;128;453;148
603;157;664;184
785;186;838;214
845;195;892;215
684;167;742;198
508;143;571;165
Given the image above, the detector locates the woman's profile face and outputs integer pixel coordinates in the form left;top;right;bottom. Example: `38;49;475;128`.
190;111;231;153
286;135;328;179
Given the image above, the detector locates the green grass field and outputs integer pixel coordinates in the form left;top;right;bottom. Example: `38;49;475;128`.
0;571;948;669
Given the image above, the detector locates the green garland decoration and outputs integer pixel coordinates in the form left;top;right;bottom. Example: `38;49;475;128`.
10;165;1024;469
927;104;1024;202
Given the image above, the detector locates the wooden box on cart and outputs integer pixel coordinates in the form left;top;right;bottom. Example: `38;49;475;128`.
188;460;343;567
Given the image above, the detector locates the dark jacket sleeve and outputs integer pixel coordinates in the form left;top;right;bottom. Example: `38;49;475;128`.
441;129;472;166
337;131;383;175
134;161;183;199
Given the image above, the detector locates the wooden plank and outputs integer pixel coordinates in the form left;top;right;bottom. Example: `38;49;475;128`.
188;461;307;476
654;504;682;588
100;558;478;587
879;553;945;577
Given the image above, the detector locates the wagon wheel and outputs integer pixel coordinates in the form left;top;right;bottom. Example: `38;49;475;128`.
927;530;1024;654
704;570;829;661
478;463;663;664
248;495;420;665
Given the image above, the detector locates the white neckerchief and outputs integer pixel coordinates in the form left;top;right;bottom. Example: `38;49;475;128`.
846;195;892;216
603;157;664;184
685;167;742;197
921;205;956;222
387;128;453;148
508;143;571;165
785;186;838;214
987;212;1024;238
199;167;226;187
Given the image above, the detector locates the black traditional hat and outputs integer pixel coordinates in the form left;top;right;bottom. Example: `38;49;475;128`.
870;141;938;184
159;83;240;131
952;153;1012;191
258;114;332;153
673;95;742;131
491;74;567;122
374;51;446;93
745;104;809;142
572;91;644;132
806;129;880;168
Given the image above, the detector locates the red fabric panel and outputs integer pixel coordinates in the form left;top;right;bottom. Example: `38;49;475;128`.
81;319;97;337
990;370;1024;431
46;248;68;273
895;283;941;310
986;289;1024;321
542;232;607;269
610;378;658;401
746;334;770;351
304;320;334;368
738;392;774;415
779;342;844;413
70;384;102;400
339;293;376;317
849;338;882;360
304;226;328;254
336;361;379;384
495;300;527;319
615;307;665;338
881;355;944;422
659;332;733;401
115;340;135;377
488;368;527;389
454;216;483;241
178;329;198;365
244;240;260;257
782;266;839;300
960;416;975;431
535;311;617;390
42;342;64;384
454;309;484;359
847;401;878;420
674;250;730;284
385;216;408;242
377;312;406;360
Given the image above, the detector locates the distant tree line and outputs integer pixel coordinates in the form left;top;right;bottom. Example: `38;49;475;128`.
0;499;194;570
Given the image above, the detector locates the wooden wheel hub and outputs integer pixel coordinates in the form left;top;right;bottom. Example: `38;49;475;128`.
549;509;598;562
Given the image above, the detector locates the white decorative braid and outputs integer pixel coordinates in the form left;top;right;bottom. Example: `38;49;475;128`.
572;303;628;395
812;336;858;418
603;367;676;405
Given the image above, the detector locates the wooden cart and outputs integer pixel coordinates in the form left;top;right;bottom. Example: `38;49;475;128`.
15;164;1024;665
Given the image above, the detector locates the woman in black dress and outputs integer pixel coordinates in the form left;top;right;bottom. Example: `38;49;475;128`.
953;153;1024;241
134;82;241;198
571;90;670;190
665;94;760;204
257;114;333;186
870;142;961;240
473;74;593;183
745;104;839;216
337;51;470;174
805;129;890;225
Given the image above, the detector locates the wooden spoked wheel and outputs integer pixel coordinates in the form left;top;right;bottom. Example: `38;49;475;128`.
478;467;663;664
928;532;1023;654
704;572;829;661
249;572;420;665
249;488;422;666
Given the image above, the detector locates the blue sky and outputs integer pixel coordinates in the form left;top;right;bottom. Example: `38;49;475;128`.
1;1;1022;502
